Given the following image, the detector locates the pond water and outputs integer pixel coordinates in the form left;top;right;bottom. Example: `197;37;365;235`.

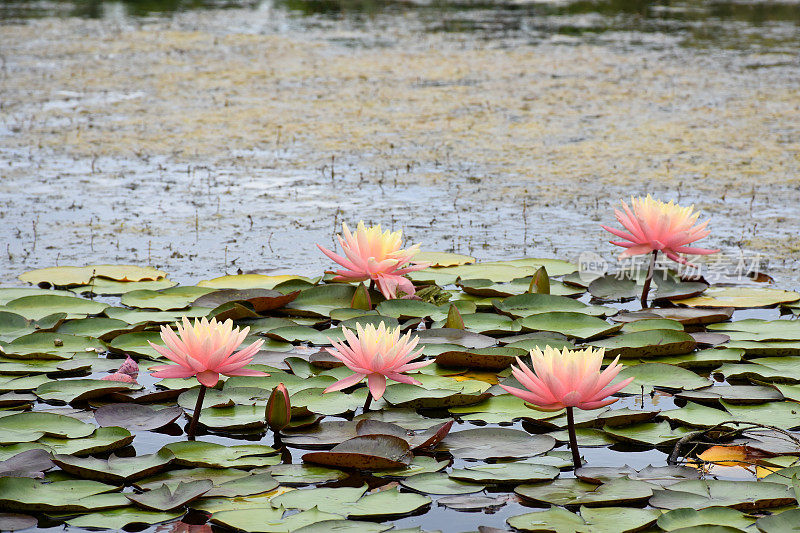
1;2;800;531
1;0;799;289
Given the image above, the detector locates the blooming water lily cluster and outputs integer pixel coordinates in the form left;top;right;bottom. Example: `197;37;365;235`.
147;198;717;466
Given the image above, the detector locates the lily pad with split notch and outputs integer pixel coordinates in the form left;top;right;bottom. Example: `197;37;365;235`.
126;480;212;511
65;507;183;529
120;286;215;310
673;288;800;308
191;288;300;313
439;427;555;460
0;477;127;513
302;434;412;470
519;312;621;341
649;479;796;511
94;403;183;431
414;328;496;349
507;505;660;533
435;346;527;370
676;385;783;406
616;363;711;394
450;462;559;484
2;295;108;321
51;449;175;484
267;464;348;485
283;284;357;318
614;307;734;326
494;293;611;319
589;329;697;358
515;478;656;507
400;472;485;495
35;379;139;405
165;441;279;469
656;506;755;531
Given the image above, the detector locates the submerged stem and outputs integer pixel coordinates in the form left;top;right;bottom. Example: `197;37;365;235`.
363;391;373;412
640;250;658;309
566;406;582;471
187;384;207;440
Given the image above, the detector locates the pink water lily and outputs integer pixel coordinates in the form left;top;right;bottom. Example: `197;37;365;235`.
601;195;718;265
500;346;633;469
500;346;632;411
101;355;139;383
318;221;429;299
148;317;267;438
149;317;266;388
323;322;433;405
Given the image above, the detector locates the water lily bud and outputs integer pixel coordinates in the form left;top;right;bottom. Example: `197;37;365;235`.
351;282;372;311
528;266;550;294
444;304;465;330
266;383;291;432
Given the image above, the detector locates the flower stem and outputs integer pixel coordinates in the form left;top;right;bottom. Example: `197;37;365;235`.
566;406;582;471
363;391;373;412
187;384;207;440
640;250;658;309
369;279;375;292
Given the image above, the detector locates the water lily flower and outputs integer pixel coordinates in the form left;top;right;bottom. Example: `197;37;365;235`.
317;221;429;299
323;322;433;409
601;195;718;264
500;346;633;469
601;195;718;306
148;317;266;437
101;355;139;383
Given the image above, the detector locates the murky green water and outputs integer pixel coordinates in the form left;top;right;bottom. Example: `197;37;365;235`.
3;0;800;51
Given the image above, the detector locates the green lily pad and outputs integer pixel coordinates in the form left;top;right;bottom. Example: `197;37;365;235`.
2;295;108;321
51;449;175;484
65;507;183;529
617;363;711;394
35;379;139;405
126;480;212;511
508;505;661;533
650;480;795;511
2;332;103;359
450;462;559;484
40;426;134;456
109;331;165;359
197;273;314;290
516;478;656;507
494;293;611;318
19;265;166;287
303;434;412;470
103;307;209;325
400;472;485;495
756;509;800;533
449;393;564;424
674;288;800;308
210;506;340;532
0;411;94;438
519;312;621;341
284;284;357;318
56;318;136;340
120;286;214;310
657;507;755;531
415;328;496;349
415;251;476;267
439;427;555;460
0;477;127;512
72;277;177;296
603;421;694;446
165;441;279;468
267;464;348;485
94;404;184;431
590;330;697;358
